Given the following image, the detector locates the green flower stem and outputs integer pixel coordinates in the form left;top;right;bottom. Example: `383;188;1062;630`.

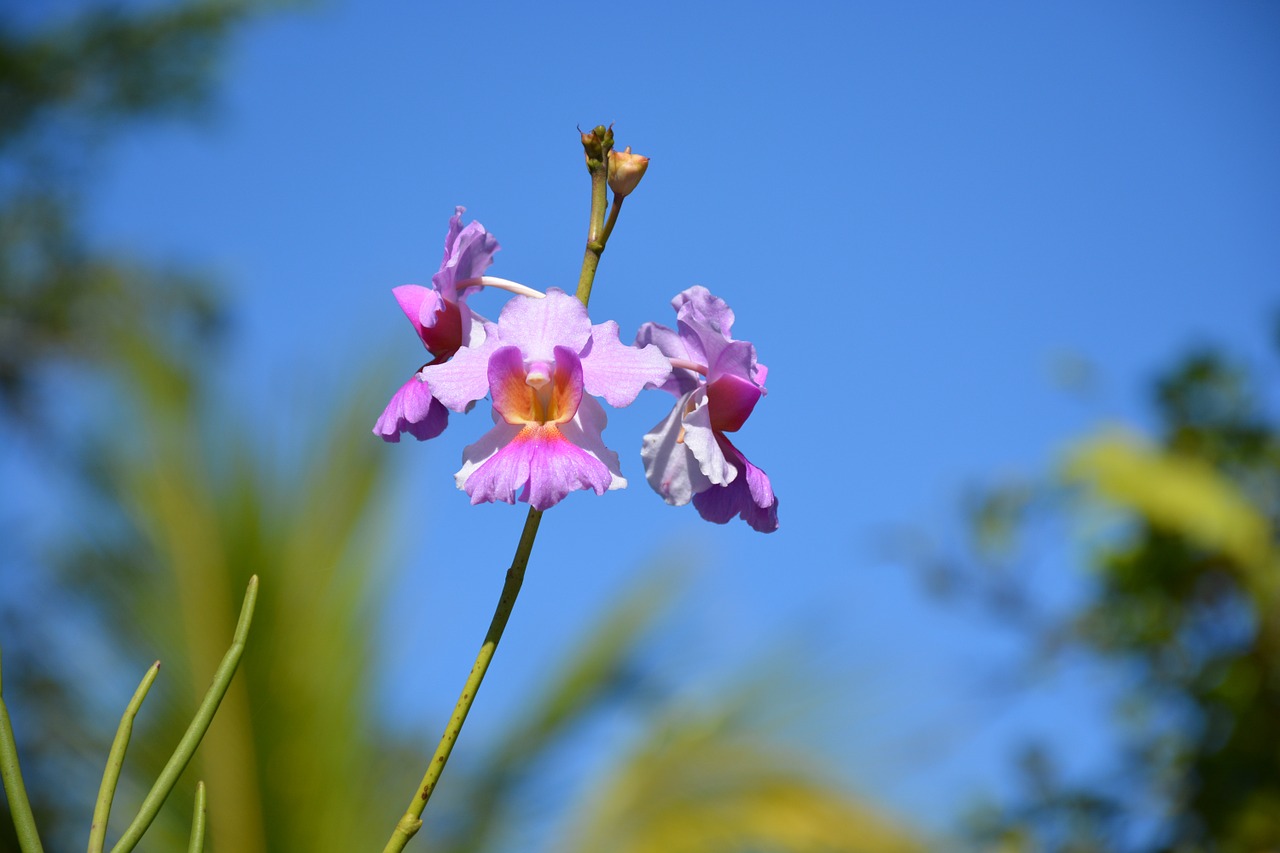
0;650;45;853
384;124;617;852
599;195;624;250
382;507;544;853
88;660;161;853
576;125;614;306
108;576;258;853
186;782;207;853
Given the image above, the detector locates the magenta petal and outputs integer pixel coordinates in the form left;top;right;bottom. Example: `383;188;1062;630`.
373;375;449;442
462;424;611;510
706;372;762;433
581;321;673;408
691;436;778;533
497;289;591;363
393;285;442;340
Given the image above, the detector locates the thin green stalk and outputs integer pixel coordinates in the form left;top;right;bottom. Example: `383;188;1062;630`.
576;125;614;306
108;576;258;853
186;782;207;853
599;195;623;248
0;650;45;853
88;661;161;853
382;507;544;853
383;124;618;852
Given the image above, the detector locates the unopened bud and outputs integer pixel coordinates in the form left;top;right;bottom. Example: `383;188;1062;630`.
608;146;649;198
580;125;613;172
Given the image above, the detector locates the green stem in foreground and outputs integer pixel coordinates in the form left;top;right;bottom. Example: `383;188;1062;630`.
108;576;258;853
89;661;161;853
382;507;544;853
0;650;45;853
186;782;207;853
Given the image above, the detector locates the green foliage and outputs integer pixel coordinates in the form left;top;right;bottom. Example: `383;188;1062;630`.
937;339;1280;852
0;0;263;422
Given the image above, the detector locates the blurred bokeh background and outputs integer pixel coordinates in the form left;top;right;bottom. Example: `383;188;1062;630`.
2;2;1278;851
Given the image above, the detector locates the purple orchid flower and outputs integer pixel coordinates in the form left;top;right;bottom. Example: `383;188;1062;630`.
374;207;539;443
636;286;778;533
422;289;672;511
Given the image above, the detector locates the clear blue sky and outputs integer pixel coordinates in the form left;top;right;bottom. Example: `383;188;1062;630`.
55;0;1280;833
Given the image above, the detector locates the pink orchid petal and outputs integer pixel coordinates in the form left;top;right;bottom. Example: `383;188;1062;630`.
672;285;736;339
419;331;503;411
692;436;778;532
497;288;591;363
461;423;612;510
488;346;535;424
393;285;441;339
560;394;625;491
673;285;736;369
641;391;712;505
581;321;673;408
454;412;519;489
549;346;585;425
635;321;700;398
372;375;449;443
432;207;500;301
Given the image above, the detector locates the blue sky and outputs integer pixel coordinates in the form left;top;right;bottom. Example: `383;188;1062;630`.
38;0;1280;834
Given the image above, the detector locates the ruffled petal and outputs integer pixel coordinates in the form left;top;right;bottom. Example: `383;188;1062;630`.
581;321;673;408
640;391;712;505
673;285;735;368
454;411;520;490
672;285;735;339
497;289;591;363
460;423;612;510
420;331;504;411
372;374;449;442
691;436;779;533
560;394;625;491
635;321;700;397
432;207;500;301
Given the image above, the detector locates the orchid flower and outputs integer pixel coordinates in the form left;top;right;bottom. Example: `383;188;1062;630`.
374;207;540;442
422;288;671;510
636;286;779;533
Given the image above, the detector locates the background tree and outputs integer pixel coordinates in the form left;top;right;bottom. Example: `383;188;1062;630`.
907;328;1280;853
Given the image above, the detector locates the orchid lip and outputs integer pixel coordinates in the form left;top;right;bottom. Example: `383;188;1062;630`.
455;276;546;299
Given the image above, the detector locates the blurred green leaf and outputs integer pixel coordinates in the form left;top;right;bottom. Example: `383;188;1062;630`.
1063;428;1275;592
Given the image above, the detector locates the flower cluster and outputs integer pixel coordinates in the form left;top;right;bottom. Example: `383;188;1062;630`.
375;209;778;532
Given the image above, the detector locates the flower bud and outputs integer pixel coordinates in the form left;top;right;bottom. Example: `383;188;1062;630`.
607;146;649;198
